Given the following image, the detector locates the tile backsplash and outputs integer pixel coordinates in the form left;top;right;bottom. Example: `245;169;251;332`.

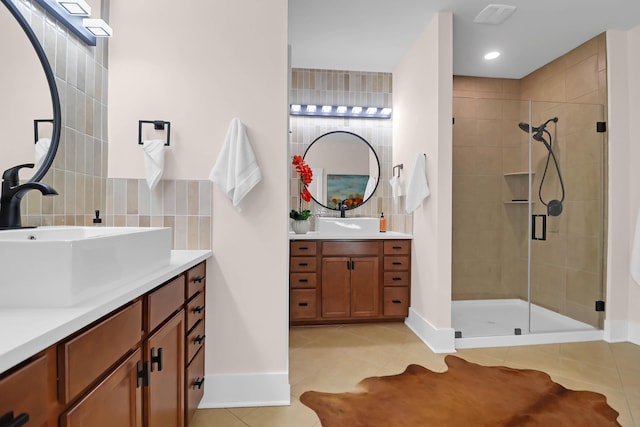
105;178;212;250
21;0;108;227
289;68;411;233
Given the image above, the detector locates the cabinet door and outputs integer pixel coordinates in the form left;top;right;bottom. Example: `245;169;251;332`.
145;311;185;427
61;349;143;427
350;257;380;317
0;355;49;427
321;257;351;318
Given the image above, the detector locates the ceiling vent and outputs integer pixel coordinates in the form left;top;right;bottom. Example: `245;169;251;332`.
473;4;517;25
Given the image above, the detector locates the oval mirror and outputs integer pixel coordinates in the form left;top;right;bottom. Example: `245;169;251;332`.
303;131;380;211
0;0;61;183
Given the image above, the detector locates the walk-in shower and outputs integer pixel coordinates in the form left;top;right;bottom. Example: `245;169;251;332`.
451;98;606;347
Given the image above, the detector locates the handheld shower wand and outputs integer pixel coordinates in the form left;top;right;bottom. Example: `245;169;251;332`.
518;117;565;216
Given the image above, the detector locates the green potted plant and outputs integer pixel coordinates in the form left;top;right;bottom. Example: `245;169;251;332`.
290;155;313;233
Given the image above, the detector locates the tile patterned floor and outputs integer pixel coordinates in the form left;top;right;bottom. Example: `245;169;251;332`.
191;323;640;426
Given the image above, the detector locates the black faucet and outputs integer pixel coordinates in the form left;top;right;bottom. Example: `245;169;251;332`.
0;164;58;229
339;199;348;218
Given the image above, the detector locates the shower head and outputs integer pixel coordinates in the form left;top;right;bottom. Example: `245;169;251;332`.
518;117;558;142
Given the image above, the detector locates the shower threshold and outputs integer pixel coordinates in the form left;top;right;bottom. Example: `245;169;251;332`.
452;299;602;349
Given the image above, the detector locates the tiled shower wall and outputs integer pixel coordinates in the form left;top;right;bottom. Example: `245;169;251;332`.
21;0;109;227
289;68;411;232
452;33;607;327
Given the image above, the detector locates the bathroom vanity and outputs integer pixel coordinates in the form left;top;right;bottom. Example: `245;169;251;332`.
289;234;411;325
0;250;210;427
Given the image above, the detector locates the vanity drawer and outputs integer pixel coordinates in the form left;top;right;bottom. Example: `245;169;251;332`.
58;300;142;404
322;241;380;256
291;241;317;256
290;289;317;320
0;354;49;427
147;275;185;333
384;256;410;271
186;290;205;333
384;271;410;286
384;240;410;255
185;347;205;426
290;257;317;272
290;272;317;289
186;320;206;365
186;262;206;299
383;287;409;317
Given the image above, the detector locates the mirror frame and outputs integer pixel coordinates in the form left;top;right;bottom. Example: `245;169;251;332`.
303;130;380;211
2;0;61;183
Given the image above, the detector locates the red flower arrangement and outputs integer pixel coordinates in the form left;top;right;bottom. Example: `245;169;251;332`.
290;155;313;220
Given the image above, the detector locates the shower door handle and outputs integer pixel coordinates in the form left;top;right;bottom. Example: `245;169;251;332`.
531;214;547;241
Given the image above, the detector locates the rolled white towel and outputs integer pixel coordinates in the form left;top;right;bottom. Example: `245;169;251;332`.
143;139;165;190
389;175;401;202
405;153;430;214
631;209;640;286
35;138;51;170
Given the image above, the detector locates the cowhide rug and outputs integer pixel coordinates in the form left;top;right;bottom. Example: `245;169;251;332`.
300;355;620;426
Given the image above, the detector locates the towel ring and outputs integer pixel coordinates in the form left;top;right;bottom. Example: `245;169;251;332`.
392;163;403;178
34;119;54;143
138;120;171;146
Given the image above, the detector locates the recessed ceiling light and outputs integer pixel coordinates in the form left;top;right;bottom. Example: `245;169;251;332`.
484;51;500;60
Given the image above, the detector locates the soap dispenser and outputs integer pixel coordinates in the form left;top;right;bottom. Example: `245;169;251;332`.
379;212;386;233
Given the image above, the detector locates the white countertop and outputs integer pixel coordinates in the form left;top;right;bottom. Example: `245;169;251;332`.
289;231;412;240
0;250;211;375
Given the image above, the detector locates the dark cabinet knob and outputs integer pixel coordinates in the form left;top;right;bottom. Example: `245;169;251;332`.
194;378;205;389
193;305;205;314
193;276;205;283
194;335;206;345
150;347;163;372
298;302;308;307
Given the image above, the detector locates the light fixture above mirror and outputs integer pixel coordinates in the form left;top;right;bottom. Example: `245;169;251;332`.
56;0;90;16
290;104;392;119
32;0;112;45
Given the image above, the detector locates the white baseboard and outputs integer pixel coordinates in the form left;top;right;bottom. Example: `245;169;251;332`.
604;319;630;342
629;320;640;345
405;308;456;353
198;372;290;408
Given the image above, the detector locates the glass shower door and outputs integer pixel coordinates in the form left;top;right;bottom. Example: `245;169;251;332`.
528;101;605;333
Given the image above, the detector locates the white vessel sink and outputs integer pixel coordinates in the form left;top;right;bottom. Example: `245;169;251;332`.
316;217;379;234
0;226;172;307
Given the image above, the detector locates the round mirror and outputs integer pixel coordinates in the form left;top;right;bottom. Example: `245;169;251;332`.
303;131;380;211
0;0;61;183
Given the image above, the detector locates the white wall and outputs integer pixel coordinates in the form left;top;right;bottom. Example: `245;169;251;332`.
108;0;290;405
393;12;455;353
606;28;640;344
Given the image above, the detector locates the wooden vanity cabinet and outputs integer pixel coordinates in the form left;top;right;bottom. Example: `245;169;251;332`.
289;241;320;322
52;260;208;427
184;263;207;427
290;240;410;325
0;353;50;427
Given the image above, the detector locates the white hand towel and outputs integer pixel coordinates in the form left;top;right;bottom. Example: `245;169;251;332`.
363;176;377;200
143;139;165;190
405;154;430;214
34;137;51;170
631;209;640;285
389;176;401;202
209;118;262;210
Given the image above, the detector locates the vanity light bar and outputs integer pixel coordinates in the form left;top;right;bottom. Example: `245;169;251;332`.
82;18;113;37
289;104;392;119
